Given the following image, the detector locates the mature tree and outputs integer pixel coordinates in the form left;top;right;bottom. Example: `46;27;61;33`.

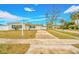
45;13;53;29
70;12;79;22
51;8;60;26
45;13;50;24
47;22;53;29
70;12;79;30
60;19;65;25
62;22;75;29
45;7;60;29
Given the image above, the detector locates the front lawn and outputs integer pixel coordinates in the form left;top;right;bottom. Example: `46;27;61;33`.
73;44;79;48
47;30;76;39
0;44;30;54
0;30;37;39
55;30;79;38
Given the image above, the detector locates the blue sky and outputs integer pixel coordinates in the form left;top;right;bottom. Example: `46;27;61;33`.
0;4;79;25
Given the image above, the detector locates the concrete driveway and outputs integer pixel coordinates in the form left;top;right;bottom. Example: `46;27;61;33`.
26;30;79;54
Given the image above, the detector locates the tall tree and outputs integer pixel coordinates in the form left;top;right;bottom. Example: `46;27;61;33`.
45;7;60;29
70;12;79;22
51;8;60;26
70;12;79;30
45;13;49;24
45;13;52;29
60;19;65;25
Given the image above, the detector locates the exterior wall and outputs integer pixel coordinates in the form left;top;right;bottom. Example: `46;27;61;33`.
8;24;24;30
25;26;30;30
35;26;46;30
22;24;26;30
0;24;47;30
52;26;61;29
42;26;47;30
25;26;47;30
25;26;35;30
8;25;13;30
0;26;9;30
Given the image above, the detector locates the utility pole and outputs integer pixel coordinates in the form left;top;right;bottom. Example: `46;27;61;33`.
21;20;24;37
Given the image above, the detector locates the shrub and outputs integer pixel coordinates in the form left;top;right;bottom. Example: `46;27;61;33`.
68;25;74;30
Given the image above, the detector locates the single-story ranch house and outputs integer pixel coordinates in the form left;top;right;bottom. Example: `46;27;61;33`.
0;24;9;30
0;22;47;30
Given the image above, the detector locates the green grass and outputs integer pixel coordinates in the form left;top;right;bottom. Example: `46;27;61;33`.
73;44;79;48
47;30;76;39
56;30;79;38
68;44;79;53
0;44;30;54
0;30;37;39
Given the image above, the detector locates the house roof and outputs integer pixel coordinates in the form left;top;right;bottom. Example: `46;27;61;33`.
0;24;7;26
7;22;21;25
7;22;43;26
25;24;42;26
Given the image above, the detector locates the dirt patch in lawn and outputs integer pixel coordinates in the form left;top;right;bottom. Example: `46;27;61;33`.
0;44;30;54
0;30;37;39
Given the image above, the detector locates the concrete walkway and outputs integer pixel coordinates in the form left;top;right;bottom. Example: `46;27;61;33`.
35;30;58;39
26;30;79;54
26;44;79;54
0;30;79;54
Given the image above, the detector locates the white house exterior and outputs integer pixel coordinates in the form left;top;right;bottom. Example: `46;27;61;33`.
52;25;61;29
8;22;26;30
0;25;9;30
0;22;62;30
25;24;46;30
35;26;46;30
0;22;47;30
75;20;79;25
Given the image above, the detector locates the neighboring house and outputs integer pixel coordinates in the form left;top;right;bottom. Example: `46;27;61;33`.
75;20;79;25
35;25;46;30
52;25;61;29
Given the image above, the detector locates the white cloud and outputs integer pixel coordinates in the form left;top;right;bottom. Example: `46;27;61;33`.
0;10;20;20
24;7;35;12
64;5;79;14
